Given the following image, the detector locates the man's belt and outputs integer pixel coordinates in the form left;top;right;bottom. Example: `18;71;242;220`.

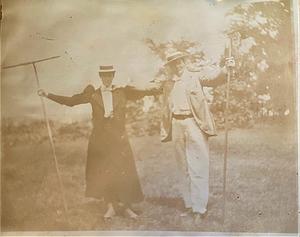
173;113;193;120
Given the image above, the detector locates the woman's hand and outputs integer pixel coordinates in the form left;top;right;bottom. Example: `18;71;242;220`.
37;89;48;97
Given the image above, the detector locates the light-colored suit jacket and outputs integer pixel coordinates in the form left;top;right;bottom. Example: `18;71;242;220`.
151;69;226;142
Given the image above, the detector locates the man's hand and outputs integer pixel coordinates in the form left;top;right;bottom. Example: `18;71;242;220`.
37;89;48;97
225;57;235;68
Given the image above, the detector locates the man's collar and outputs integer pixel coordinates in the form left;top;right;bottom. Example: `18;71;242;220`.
171;69;186;81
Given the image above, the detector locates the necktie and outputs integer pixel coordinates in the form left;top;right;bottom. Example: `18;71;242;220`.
101;86;113;118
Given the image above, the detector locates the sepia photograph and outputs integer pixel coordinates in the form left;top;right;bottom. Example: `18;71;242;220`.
1;0;299;235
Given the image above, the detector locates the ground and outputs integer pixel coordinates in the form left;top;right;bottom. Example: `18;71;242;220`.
1;123;298;233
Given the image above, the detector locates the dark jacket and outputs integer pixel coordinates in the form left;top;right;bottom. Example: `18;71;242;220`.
47;84;151;203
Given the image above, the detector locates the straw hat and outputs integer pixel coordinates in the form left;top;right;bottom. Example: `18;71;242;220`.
164;51;188;66
99;65;116;73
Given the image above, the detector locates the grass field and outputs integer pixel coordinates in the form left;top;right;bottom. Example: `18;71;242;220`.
1;122;298;233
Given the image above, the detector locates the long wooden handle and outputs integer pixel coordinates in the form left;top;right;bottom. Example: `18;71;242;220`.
222;36;232;224
33;63;69;223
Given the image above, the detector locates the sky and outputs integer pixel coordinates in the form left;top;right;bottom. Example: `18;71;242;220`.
2;0;245;122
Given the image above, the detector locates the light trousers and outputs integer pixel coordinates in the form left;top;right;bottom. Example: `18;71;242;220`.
173;117;209;214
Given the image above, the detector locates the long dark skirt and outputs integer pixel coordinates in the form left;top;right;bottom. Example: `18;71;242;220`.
85;123;143;204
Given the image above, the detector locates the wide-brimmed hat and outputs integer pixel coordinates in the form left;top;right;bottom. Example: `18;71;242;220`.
99;65;116;73
164;51;188;66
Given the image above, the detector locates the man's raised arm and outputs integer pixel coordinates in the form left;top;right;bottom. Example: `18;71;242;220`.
199;57;235;87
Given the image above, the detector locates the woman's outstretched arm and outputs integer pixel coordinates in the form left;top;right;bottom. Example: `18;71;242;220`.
38;85;95;106
124;81;163;100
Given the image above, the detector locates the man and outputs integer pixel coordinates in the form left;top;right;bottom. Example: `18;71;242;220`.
152;51;234;219
38;65;157;221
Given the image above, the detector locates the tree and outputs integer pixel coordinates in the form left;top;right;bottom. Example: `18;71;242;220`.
128;0;296;133
221;0;295;123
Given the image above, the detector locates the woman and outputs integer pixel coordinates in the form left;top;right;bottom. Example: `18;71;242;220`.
38;65;156;220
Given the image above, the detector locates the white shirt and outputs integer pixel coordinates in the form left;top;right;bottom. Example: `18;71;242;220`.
170;73;192;116
100;85;113;118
